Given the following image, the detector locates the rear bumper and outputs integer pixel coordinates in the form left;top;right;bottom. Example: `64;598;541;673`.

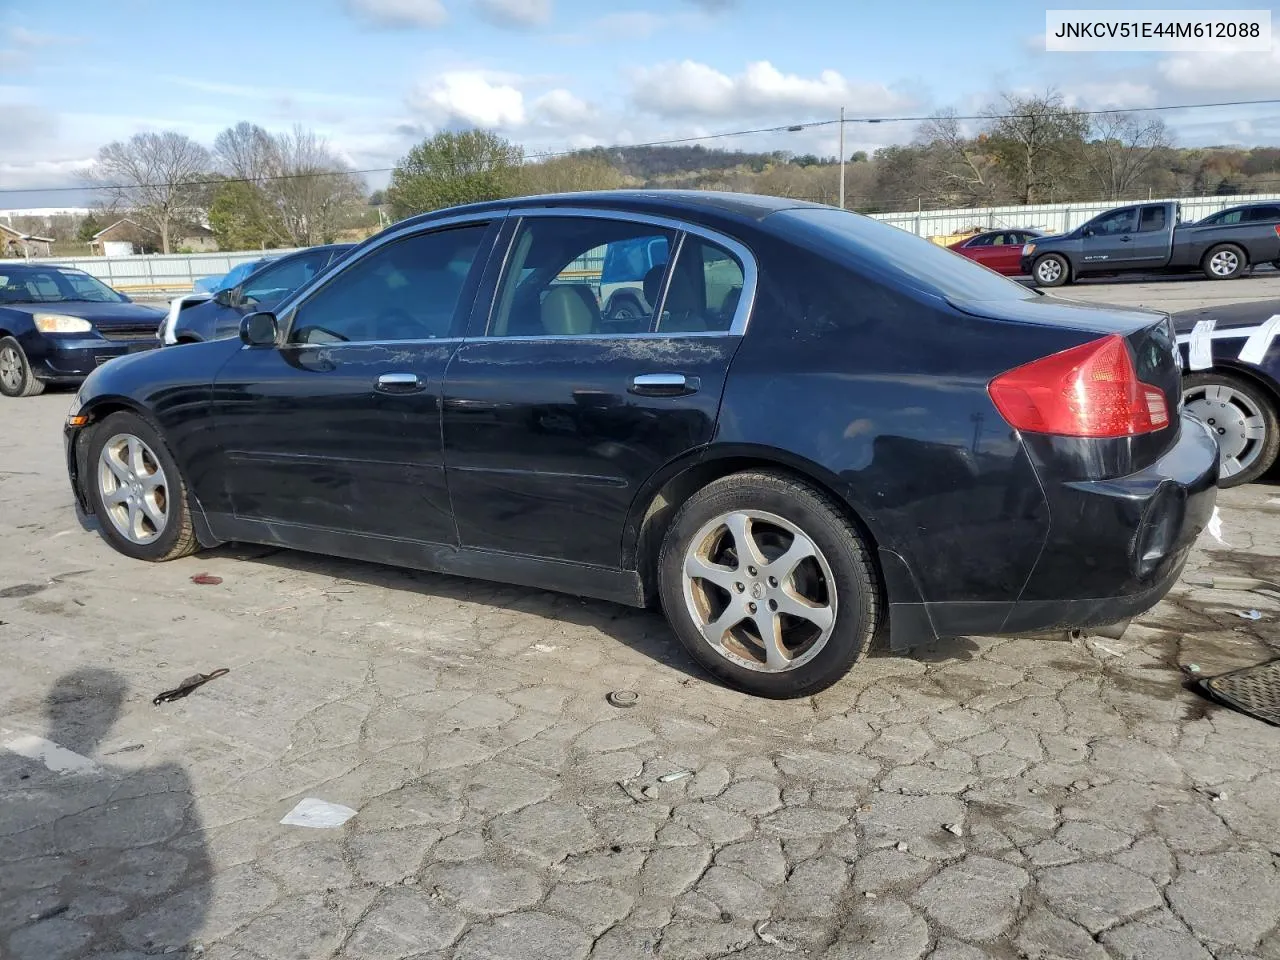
22;332;158;382
893;414;1219;644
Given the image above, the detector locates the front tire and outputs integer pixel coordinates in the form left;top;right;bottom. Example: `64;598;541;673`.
658;471;880;698
0;337;46;397
1033;254;1070;287
86;411;199;561
1202;243;1246;280
1183;371;1279;487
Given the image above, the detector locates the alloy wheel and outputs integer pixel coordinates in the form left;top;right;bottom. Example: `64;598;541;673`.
0;345;21;393
97;433;170;545
1184;382;1268;480
1036;258;1062;284
681;509;837;673
1209;250;1240;277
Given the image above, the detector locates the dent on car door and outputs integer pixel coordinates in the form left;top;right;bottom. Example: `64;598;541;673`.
207;220;499;546
441;213;752;569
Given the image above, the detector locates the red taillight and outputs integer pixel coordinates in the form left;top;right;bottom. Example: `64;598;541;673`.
988;334;1170;438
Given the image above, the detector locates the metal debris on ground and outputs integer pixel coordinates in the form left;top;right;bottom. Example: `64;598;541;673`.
1236;609;1265;620
152;668;230;705
190;573;223;585
658;769;693;783
1199;658;1280;727
279;797;358;828
754;920;796;952
943;822;963;836
607;689;639;708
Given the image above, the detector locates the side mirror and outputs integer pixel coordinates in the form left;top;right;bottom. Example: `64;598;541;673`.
1082;227;1095;238
239;311;279;347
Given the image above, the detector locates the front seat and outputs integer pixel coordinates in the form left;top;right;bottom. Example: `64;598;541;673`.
541;284;600;336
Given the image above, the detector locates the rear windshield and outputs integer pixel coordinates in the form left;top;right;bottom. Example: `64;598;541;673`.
771;207;1036;303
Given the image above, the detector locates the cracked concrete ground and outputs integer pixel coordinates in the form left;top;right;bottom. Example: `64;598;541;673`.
3;277;1279;960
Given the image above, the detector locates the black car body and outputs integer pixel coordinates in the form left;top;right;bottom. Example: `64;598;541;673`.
1174;298;1280;486
1022;200;1280;286
0;264;162;397
168;244;354;344
65;191;1218;697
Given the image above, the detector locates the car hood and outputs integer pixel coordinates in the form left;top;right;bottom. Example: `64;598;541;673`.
4;300;165;326
1171;299;1280;335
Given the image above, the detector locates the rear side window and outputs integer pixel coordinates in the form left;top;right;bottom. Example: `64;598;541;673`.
1138;206;1166;232
1246;206;1280;223
1207;209;1244;226
775;208;1035;303
654;236;745;334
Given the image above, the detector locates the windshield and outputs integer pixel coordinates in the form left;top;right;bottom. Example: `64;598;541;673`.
0;267;127;304
775;207;1036;303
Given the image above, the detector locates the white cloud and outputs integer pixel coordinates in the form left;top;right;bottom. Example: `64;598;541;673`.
1060;81;1158;111
531;88;594;125
345;0;448;28
630;60;913;120
410;70;527;126
472;0;551;28
1158;47;1280;95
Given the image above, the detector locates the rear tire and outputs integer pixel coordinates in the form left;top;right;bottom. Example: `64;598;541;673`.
0;337;46;397
86;411;199;561
1032;254;1070;288
657;471;880;698
1182;371;1279;487
1202;243;1246;280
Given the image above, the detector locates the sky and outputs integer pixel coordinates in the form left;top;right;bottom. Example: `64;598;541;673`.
2;0;1280;208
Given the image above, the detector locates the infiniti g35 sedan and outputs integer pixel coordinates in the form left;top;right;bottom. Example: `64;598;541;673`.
64;191;1219;698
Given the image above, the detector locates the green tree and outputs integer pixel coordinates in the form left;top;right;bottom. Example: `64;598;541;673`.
208;180;276;251
519;153;626;195
386;130;523;219
76;213;103;243
984;92;1089;203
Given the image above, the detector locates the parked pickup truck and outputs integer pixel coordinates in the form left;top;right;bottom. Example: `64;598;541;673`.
1021;200;1280;287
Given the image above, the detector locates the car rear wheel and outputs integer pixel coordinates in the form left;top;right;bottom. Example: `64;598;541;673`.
658;471;880;698
1033;254;1070;287
1202;244;1246;280
1182;371;1279;487
86;411;199;561
0;337;46;397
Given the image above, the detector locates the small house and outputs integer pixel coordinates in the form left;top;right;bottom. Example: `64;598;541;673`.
0;223;54;258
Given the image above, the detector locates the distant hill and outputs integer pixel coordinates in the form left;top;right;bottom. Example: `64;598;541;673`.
577;145;789;184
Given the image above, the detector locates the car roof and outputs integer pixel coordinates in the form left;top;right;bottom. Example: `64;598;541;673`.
397;190;828;233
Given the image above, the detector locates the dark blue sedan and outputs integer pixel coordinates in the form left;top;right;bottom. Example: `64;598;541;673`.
0;265;162;398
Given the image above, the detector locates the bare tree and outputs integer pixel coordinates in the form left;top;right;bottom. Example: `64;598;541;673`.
213;121;277;182
917;110;998;206
519;153;626;195
267;126;364;246
89;132;211;253
1079;113;1173;201
985;92;1088;203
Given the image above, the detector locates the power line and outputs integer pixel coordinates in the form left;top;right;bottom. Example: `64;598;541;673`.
3;97;1280;196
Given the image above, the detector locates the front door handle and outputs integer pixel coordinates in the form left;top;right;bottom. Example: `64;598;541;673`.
630;372;699;397
376;372;424;394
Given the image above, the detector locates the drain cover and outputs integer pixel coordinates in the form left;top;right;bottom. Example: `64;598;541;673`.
1199;659;1280;726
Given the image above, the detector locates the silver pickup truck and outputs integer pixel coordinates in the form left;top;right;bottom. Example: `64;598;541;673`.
1021;201;1280;287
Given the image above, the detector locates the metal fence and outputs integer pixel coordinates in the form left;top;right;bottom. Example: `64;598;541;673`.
867;193;1280;238
0;249;302;295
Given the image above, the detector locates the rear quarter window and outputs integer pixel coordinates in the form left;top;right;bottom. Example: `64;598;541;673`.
772;208;1035;303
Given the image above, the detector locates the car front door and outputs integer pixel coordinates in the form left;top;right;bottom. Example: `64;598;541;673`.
441;211;752;569
207;217;500;546
1080;206;1140;268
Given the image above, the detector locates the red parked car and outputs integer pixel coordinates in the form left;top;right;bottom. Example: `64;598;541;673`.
949;229;1043;276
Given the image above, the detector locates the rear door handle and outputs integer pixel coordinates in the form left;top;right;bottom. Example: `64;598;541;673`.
630;372;699;397
376;372;424;394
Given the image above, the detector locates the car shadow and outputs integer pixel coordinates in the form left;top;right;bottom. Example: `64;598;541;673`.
0;668;212;958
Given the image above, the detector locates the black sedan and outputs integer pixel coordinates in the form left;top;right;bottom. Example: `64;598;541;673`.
1174;298;1280;486
65;191;1218;698
0;265;162;397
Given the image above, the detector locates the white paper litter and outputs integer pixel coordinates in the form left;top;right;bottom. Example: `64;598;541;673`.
1206;506;1228;546
1236;610;1264;621
280;798;357;828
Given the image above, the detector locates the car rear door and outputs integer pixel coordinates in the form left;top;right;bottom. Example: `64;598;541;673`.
1125;204;1173;265
440;210;753;568
984;232;1024;275
208;215;500;546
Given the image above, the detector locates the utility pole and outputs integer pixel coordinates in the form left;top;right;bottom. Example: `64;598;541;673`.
838;106;846;210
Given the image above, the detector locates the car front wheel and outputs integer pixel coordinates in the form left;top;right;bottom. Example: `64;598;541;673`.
0;337;46;397
1183;371;1279;487
86;411;200;561
1033;254;1070;287
658;471;880;698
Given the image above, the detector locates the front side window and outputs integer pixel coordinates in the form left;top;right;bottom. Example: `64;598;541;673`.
1089;208;1137;236
241;253;327;306
489;218;677;337
288;225;488;344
